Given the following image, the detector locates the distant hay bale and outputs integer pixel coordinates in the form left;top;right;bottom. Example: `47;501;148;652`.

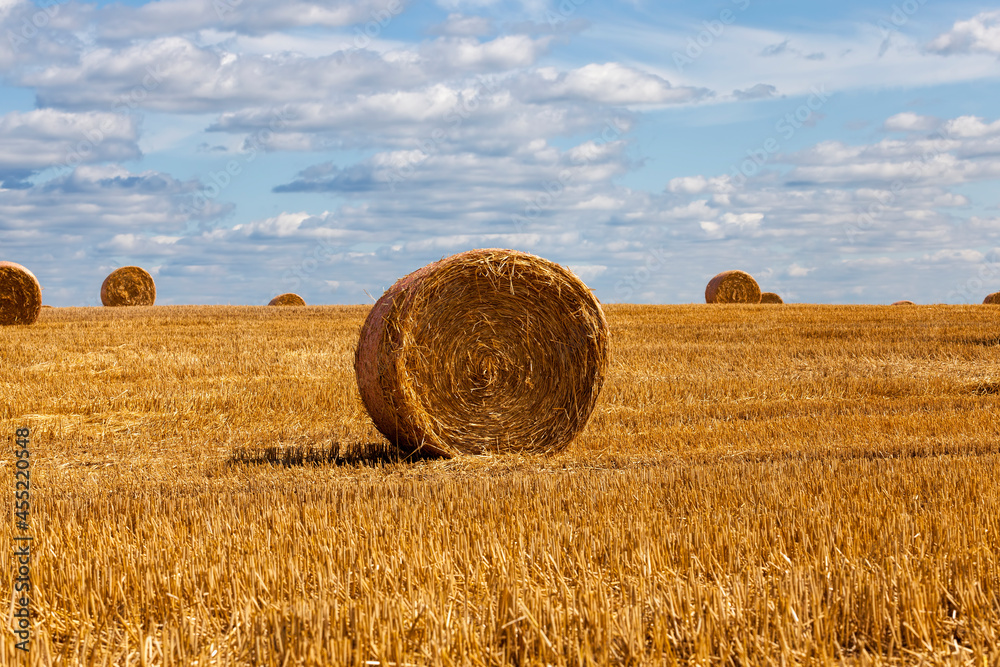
355;248;609;457
706;270;761;304
268;293;306;306
101;266;156;307
891;300;915;306
759;292;784;304
984;292;1000;304
0;261;42;326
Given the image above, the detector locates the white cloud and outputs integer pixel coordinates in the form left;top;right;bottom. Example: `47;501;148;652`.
0;109;139;184
883;112;939;132
787;263;814;277
567;264;607;281
96;0;406;39
420;34;552;71
519;62;710;105
211;83;610;152
942;115;1000;139
732;83;778;100
429;13;496;37
924;249;984;263
927;10;1000;55
721;212;763;229
592;19;1000;100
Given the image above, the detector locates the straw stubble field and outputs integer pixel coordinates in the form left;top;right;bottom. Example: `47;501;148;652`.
2;304;1000;665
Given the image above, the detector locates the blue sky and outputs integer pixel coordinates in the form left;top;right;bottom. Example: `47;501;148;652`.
2;0;1000;305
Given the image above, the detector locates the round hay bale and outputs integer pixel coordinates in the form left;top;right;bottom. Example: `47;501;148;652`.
759;292;784;304
268;293;306;306
984;292;1000;304
705;270;761;304
355;248;609;457
0;261;42;326
891;300;915;306
101;266;156;307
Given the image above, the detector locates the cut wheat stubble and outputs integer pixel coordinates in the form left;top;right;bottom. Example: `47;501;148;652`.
355;249;609;457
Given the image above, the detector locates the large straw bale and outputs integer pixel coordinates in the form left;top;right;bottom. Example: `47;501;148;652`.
983;292;1000;304
891;300;915;306
268;293;306;306
705;270;761;304
759;292;784;304
0;261;42;325
101;266;156;307
355;249;609;457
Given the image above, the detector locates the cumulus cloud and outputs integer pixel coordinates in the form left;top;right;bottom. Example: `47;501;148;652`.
927;10;1000;55
0;110;140;186
518;63;711;105
420;34;552;71
732;84;778;101
273;134;633;199
429;13;496;36
26;37;428;112
0;165;224;237
25;32;559;114
942;115;1000;138
96;0;409;39
883;112;939;132
780;123;1000;187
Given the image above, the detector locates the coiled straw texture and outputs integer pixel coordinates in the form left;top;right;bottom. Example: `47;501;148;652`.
269;293;307;306
705;270;761;304
101;266;156;307
0;261;42;326
355;249;609;457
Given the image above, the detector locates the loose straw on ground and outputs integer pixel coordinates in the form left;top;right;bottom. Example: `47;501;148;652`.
355;248;609;457
759;292;784;304
101;266;156;307
0;261;42;325
705;270;761;304
268;293;306;306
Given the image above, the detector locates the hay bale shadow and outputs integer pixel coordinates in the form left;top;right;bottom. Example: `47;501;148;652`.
957;335;1000;347
226;440;443;468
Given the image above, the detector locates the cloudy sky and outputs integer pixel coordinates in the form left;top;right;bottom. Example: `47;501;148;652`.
2;0;1000;305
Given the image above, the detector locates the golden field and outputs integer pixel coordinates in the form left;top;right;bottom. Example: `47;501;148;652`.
2;303;1000;665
